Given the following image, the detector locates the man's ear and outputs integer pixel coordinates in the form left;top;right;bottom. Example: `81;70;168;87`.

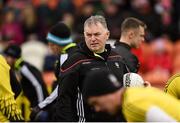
106;31;110;40
128;30;134;40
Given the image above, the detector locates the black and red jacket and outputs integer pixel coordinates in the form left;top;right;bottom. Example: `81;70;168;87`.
52;42;128;122
113;41;140;73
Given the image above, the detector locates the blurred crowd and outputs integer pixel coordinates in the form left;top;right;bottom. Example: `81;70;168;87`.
0;0;180;88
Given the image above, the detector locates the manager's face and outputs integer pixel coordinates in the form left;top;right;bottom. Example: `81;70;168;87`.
84;22;109;53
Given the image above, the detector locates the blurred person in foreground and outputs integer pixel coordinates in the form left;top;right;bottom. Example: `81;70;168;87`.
52;15;129;122
0;36;22;99
30;22;77;121
164;73;180;99
113;17;146;73
83;69;180;122
3;45;49;108
0;55;23;122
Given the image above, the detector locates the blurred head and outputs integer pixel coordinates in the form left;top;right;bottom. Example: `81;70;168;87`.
121;17;146;48
104;2;119;16
48;42;62;55
84;15;110;53
83;69;123;115
88;90;122;115
46;22;73;55
3;44;21;67
4;9;16;23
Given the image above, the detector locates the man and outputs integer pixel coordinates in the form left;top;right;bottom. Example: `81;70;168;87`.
1;46;22;99
83;69;180;122
113;17;146;73
46;22;77;79
3;45;49;107
0;55;23;121
52;15;128;121
30;22;77;121
164;73;180;99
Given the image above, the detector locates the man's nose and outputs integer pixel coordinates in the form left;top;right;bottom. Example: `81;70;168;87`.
90;35;96;40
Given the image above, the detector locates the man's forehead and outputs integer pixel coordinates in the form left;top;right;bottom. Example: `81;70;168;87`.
85;22;105;29
84;24;107;34
84;29;102;35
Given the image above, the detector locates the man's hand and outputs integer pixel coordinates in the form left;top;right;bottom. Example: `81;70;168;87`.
144;81;151;87
30;106;41;121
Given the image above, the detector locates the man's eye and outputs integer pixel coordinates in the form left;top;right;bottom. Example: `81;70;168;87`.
94;33;101;36
86;34;92;37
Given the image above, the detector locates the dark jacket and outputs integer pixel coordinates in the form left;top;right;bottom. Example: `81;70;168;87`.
34;43;78;121
10;68;22;99
52;42;128;122
30;43;77;121
16;60;49;107
113;41;140;73
54;43;77;80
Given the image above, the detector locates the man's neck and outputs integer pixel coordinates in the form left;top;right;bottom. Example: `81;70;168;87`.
94;48;106;54
119;37;130;46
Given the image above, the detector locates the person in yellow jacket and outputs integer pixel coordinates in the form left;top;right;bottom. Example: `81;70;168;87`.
0;55;23;121
83;69;180;122
164;73;180;99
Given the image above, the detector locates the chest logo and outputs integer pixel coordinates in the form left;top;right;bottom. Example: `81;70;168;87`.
115;62;120;68
91;67;100;71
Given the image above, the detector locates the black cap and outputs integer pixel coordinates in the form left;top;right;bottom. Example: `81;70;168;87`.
4;44;21;58
83;69;123;99
46;22;73;46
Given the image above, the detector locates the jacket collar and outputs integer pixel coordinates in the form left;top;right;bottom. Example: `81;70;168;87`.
115;41;131;50
14;57;24;70
61;43;77;54
78;42;111;60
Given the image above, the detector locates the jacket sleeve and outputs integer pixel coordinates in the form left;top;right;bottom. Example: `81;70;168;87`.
20;65;48;107
9;69;22;99
146;106;176;122
164;74;180;99
38;85;58;109
52;69;79;121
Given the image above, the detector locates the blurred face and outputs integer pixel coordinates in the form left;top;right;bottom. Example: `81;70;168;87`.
5;56;17;67
88;92;120;115
130;26;145;48
84;22;109;53
48;42;61;55
5;11;15;23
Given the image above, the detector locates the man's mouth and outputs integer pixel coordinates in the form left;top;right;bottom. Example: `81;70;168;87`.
91;43;98;47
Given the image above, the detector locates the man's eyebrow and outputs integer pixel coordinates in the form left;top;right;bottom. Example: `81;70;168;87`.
85;32;101;35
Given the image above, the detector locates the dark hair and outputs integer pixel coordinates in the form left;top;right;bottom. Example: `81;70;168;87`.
4;44;21;58
121;17;147;34
49;22;71;39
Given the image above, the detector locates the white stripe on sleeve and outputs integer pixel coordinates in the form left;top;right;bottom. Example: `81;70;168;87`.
146;106;177;122
38;85;58;109
21;65;44;103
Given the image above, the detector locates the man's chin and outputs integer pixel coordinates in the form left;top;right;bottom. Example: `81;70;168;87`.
90;48;98;53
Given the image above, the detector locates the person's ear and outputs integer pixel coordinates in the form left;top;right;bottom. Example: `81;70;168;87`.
106;31;110;40
128;30;134;40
